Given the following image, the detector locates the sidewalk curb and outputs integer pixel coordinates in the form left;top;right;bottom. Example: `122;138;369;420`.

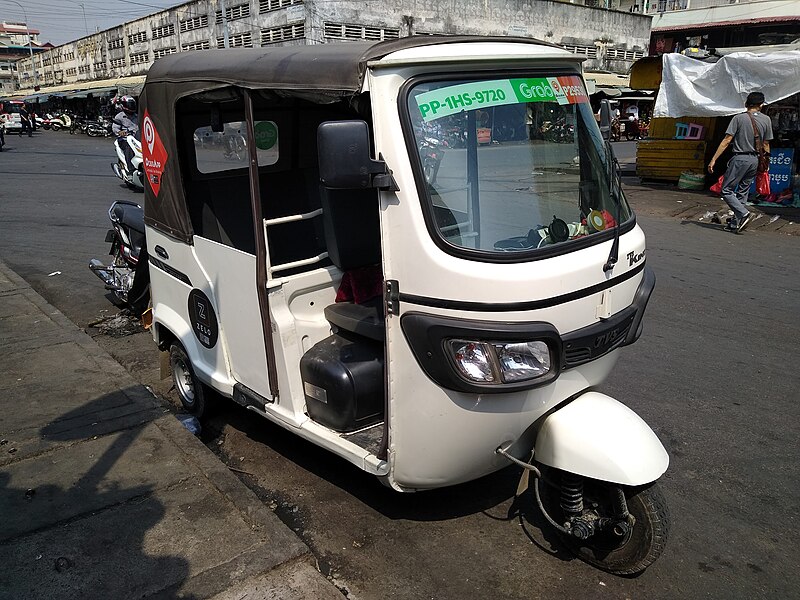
0;258;343;599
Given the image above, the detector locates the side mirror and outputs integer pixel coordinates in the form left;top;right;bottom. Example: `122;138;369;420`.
599;99;612;142
318;120;398;191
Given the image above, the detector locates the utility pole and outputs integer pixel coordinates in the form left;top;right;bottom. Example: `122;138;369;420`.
219;0;230;48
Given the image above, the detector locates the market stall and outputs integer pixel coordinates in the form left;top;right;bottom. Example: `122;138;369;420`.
635;50;800;207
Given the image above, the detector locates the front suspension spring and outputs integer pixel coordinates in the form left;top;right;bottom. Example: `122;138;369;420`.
560;474;584;517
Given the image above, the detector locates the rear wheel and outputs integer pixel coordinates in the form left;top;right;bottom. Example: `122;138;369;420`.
538;469;669;575
169;343;211;417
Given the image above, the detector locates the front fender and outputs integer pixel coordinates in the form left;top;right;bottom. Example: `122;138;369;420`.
535;391;669;486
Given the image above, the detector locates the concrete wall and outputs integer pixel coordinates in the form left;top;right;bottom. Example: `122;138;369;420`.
15;0;651;91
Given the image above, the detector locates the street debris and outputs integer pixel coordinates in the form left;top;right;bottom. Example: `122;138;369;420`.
177;414;201;436
47;271;61;277
0;439;7;446
25;488;35;500
88;312;144;338
770;215;780;224
8;447;17;454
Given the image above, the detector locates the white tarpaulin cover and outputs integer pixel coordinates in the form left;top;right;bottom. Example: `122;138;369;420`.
654;51;800;118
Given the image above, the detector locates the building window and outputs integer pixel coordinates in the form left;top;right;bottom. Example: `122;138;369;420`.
182;40;211;51
65;67;77;76
259;0;302;13
78;65;90;74
94;62;106;72
130;51;150;64
261;24;304;45
154;46;178;59
64;52;75;60
152;23;175;39
215;3;250;23
180;15;209;32
110;57;126;68
217;31;253;48
323;22;400;41
605;47;645;61
129;31;148;44
561;44;599;59
108;38;124;50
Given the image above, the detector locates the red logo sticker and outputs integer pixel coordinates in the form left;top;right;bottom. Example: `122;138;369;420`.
142;110;167;197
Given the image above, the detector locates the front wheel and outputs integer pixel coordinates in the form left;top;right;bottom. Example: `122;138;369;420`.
538;470;670;575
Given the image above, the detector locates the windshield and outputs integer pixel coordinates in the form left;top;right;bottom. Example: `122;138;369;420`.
405;75;631;257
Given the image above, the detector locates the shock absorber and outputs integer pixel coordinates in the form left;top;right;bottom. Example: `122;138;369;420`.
560;474;596;540
560;474;584;517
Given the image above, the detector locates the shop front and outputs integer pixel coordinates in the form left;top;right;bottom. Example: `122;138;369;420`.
635;50;800;208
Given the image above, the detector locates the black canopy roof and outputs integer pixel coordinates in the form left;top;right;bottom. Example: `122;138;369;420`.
145;36;561;93
142;36;566;242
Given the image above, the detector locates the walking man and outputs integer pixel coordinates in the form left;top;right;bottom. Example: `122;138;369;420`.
708;92;773;232
19;105;32;137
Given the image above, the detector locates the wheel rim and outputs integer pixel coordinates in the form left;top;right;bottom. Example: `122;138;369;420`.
171;356;195;406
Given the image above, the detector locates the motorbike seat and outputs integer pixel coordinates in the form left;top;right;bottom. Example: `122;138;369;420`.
324;297;384;342
112;203;145;234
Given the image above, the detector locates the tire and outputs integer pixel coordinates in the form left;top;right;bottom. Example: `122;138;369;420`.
169;343;211;417
538;469;670;575
127;257;150;316
52;124;60;131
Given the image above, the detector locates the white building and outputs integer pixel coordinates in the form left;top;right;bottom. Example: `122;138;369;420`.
15;0;653;94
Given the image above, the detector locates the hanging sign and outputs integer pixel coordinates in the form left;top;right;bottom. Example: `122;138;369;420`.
142;110;168;197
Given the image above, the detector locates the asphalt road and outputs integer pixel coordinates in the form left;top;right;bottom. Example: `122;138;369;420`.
1;132;799;599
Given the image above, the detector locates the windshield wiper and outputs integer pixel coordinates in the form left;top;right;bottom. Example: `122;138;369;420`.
603;142;622;273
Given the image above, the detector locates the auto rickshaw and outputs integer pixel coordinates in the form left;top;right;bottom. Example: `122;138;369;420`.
140;36;669;574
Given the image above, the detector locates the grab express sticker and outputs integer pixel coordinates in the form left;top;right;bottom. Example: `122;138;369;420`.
416;76;588;122
142;110;168;197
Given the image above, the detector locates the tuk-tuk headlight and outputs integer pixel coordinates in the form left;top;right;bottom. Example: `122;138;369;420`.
447;340;496;382
493;341;551;382
446;340;551;384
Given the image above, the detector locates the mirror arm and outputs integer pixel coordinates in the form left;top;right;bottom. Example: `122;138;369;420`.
372;154;399;192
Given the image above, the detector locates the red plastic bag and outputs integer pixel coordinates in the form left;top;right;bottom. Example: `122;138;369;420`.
710;176;724;195
755;171;771;196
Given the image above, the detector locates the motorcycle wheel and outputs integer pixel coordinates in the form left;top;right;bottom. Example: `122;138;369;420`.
127;259;150;316
170;343;212;417
52;124;61;131
537;468;670;575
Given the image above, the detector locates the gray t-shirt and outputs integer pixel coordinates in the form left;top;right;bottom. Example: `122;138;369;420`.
725;111;773;154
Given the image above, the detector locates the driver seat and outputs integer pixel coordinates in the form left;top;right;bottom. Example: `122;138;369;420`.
320;186;384;341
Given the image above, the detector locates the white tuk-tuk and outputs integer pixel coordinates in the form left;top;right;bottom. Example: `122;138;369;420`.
140;36;669;574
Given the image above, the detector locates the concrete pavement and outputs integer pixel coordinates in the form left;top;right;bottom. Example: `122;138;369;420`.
0;259;342;599
610;139;800;236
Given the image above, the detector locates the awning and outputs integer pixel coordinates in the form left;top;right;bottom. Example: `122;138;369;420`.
583;71;630;88
654;51;800;117
62;86;119;99
13;75;147;99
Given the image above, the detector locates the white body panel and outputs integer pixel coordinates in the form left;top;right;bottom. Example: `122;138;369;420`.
192;236;268;396
535;392;669;485
148;229;235;394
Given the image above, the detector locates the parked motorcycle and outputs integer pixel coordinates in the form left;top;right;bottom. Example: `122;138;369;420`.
89;200;150;315
87;115;113;137
112;133;144;190
44;113;72;131
70;114;91;135
419;136;447;185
